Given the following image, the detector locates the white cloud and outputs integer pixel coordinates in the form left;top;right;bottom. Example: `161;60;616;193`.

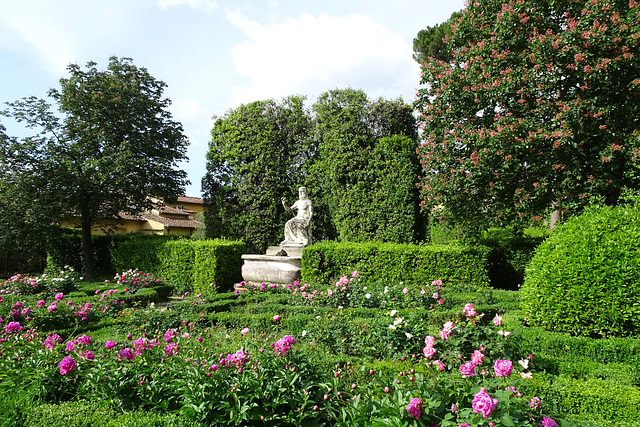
0;1;77;75
226;11;420;107
157;0;219;15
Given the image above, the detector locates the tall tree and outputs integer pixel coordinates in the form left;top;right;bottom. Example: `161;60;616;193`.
309;89;423;243
1;57;189;277
413;10;463;64
415;0;640;233
202;96;312;253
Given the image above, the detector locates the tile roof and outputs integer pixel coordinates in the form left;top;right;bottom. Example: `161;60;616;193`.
177;196;203;205
141;212;200;229
156;204;195;215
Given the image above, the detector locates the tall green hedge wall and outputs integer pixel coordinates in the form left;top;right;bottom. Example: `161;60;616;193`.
301;241;491;287
112;238;245;293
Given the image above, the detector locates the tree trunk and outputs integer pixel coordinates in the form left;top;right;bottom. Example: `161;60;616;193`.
80;214;95;279
550;199;562;231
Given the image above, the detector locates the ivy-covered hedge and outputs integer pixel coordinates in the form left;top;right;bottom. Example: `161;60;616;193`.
301;241;491;288
112;238;244;294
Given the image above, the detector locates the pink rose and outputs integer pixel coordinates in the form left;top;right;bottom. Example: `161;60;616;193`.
433;360;446;371
459;361;477;377
493;314;503;326
541;416;557;427
406;398;423;419
273;315;281;322
472;387;497;418
58;356;76;375
493;359;513;378
472;350;485;364
241;327;250;336
423;345;436;359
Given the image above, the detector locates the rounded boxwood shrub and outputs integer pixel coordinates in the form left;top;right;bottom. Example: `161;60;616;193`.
521;204;640;338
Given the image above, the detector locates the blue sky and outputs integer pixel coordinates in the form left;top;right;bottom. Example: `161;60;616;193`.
0;0;464;196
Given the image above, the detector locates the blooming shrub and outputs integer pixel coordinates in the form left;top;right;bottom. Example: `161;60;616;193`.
114;269;161;295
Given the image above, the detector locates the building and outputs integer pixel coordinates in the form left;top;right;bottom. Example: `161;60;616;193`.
63;196;204;236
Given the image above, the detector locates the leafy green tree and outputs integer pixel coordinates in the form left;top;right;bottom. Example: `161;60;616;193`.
1;57;189;277
308;89;423;243
413;10;462;63
202;96;312;253
415;0;640;233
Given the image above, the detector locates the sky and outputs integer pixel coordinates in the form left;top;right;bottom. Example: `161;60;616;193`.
0;0;464;197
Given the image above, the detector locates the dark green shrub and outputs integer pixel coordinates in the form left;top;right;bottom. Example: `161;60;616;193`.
160;240;195;294
302;241;491;288
192;239;245;293
521;204;640;337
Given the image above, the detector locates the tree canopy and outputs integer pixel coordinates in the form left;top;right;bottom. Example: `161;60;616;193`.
415;0;640;233
1;57;189;277
413;10;463;64
202;96;312;253
202;89;423;250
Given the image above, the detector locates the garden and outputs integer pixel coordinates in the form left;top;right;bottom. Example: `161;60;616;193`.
2;204;640;427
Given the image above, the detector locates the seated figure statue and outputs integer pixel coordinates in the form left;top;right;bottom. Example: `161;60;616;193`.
281;187;313;246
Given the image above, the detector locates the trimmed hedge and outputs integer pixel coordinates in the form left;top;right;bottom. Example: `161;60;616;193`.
521;204;640;337
301;241;491;288
112;238;244;294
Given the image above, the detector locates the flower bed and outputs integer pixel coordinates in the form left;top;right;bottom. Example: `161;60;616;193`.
1;271;636;425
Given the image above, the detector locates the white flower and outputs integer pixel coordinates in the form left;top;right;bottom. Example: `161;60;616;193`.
316;316;321;319
390;310;397;317
521;372;533;379
388;325;396;330
365;293;371;299
404;332;413;339
302;330;307;336
393;317;403;326
518;359;529;369
384;286;389;294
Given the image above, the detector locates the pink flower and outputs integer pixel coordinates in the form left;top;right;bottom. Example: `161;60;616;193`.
433;360;446;371
105;340;117;349
439;321;454;340
82;350;95;360
423;345;437;359
424;335;436;346
541;416;557;427
77;335;92;345
459;424;471;427
165;342;179;356
54;293;64;301
493;359;513;378
407;398;423;419
13;301;24;310
337;276;349;287
118;348;136;360
274;335;297;357
47;303;57;312
273;315;281;322
432;292;439;299
164;329;177;343
403;287;409;294
432;279;442;286
493;314;503;326
472;350;485;364
472;387;497;418
240;327;251;336
4;321;22;333
459;361;477;377
36;300;46;308
529;397;542;408
58;356;76;375
43;334;62;350
462;303;477;317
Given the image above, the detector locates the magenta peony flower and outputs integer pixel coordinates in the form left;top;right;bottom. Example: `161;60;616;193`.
472;387;497;418
118;348;136;360
4;321;22;333
82;350;95;360
37;300;46;308
77;335;92;345
541;416;557;427
406;398;423;419
43;334;62;350
58;356;76;375
105;340;117;349
459;361;477;377
494;359;513;378
274;335;297;357
165;342;179;356
54;292;64;301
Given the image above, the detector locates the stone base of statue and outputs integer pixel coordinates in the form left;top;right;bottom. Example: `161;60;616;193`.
240;253;302;284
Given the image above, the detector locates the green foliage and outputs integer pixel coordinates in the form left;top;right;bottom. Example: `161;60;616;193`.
308;89;423;243
203;96;312;253
111;238;244;294
301;241;491;288
1;57;189;277
521;204;640;337
415;0;640;233
412;10;462;63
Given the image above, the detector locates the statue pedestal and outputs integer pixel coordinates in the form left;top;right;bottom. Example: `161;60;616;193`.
241;254;302;284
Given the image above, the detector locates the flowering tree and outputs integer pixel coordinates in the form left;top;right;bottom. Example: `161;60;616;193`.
415;0;640;232
1;57;189;277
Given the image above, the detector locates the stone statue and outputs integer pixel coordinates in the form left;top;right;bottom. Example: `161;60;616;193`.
281;187;313;246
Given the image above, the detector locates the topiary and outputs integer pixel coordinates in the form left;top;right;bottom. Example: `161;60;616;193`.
520;204;640;338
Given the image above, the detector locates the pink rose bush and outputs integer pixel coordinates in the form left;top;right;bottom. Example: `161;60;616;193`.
472;387;498;418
